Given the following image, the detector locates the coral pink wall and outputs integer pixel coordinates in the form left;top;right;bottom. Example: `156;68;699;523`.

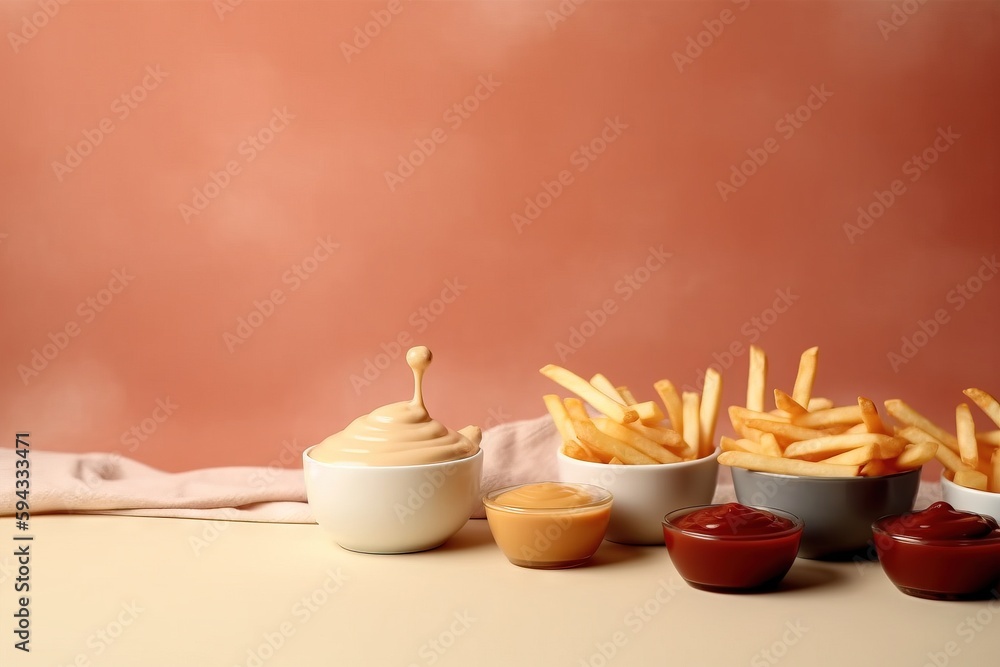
2;1;998;473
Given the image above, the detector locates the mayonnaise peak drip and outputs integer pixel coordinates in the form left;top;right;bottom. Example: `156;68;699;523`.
309;346;481;466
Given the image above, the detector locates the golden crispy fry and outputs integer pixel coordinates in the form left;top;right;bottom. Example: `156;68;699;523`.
744;419;831;444
953;469;989;491
894;442;938;470
759;433;783;458
792;405;863;429
718;451;860;477
861;459;896;477
956;403;979;468
682;391;701;459
590;374;625;404
540;365;639;423
844;423;870;434
784;433;899;461
876;437;907;460
626;421;684;448
747;345;767;412
634;400;666;425
807;397;834;411
561;440;603;463
730;406;789;428
791;346;819;406
654;379;684;433
593;418;681;464
737;423;766;443
935;441;973;473
820;444;876;466
963;388;1000;429
721;436;775;457
884;399;959;452
543;394;575;442
616;386;637;405
608;456;624;465
572;420;657;464
563;397;590;422
858;396;889;435
773;389;807;417
699;369;723;457
978;430;1000;446
992;448;1000;492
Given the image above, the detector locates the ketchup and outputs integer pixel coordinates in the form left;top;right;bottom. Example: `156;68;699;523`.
674;503;796;537
881;501;999;541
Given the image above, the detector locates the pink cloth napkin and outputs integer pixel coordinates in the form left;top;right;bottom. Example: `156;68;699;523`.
0;414;941;522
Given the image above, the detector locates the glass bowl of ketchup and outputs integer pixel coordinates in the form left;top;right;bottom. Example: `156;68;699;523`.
872;501;1000;600
662;503;803;592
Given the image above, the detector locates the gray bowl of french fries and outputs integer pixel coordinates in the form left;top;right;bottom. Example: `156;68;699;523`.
720;345;1000;558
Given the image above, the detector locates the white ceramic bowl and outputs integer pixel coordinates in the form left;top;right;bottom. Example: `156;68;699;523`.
941;472;1000;521
303;446;483;554
556;449;719;545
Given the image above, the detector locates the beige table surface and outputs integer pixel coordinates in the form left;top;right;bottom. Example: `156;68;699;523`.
1;514;998;667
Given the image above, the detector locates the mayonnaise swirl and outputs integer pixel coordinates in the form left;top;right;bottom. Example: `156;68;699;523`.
308;346;481;466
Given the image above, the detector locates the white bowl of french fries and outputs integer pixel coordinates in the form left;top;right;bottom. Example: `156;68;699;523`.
540;363;722;545
719;346;943;558
936;387;1000;521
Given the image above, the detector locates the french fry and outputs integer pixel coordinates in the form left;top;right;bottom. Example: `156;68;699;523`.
540;365;639;423
682;392;701;458
791;346;819;406
572;420;658;464
935;441;973;474
543;394;575;442
895;442;938;470
718;451;860;477
721;436;774;457
953;469;989;491
875;437;906;460
744;419;831;444
634;400;666;425
773;389;807;417
626;421;684;448
963;388;1000;429
884;399;959;452
992;448;1000;492
978;430;1000;446
807;397;834;411
593;418;681;464
699;369;723;457
730;406;789;427
956;403;979;468
590;374;625;404
617;386;637;405
654;379;684;433
858;396;889;435
844;423;870;434
561;440;602;463
784;433;900;461
747;345;767;412
820;444;876;466
861;459;896;477
563;397;590;422
759;433;783;458
608;456;624;465
792;405;863;429
737;423;766;443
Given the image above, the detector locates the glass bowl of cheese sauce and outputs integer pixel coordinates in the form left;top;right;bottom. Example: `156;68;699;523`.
303;346;483;554
483;482;613;569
